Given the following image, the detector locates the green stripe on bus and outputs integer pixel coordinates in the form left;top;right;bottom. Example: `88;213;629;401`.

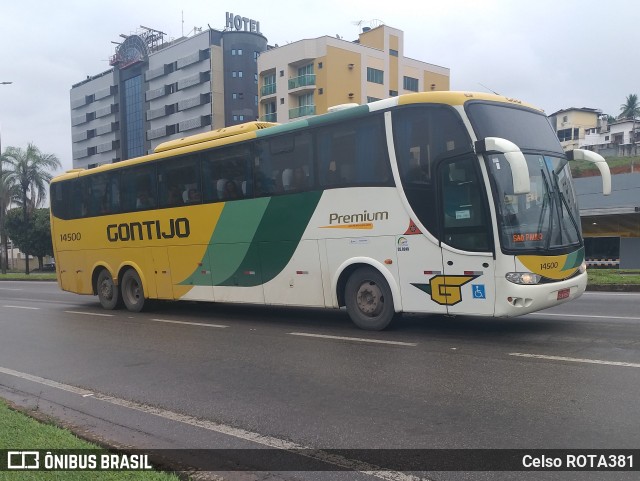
218;191;323;287
562;247;584;271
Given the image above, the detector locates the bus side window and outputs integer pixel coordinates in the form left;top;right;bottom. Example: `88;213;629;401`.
439;157;491;252
120;165;157;212
318;115;390;188
256;134;312;195
202;144;252;202
158;154;200;207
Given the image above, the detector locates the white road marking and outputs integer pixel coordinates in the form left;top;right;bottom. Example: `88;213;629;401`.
0;288;23;291
509;353;640;368
65;311;114;317
0;366;93;396
3;305;40;310
0;365;427;481
532;313;640;321
150;319;228;329
288;332;417;347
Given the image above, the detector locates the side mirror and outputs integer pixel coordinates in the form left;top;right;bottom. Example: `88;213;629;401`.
475;137;530;194
567;149;611;195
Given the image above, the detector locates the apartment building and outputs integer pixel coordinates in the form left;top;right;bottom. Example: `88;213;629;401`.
257;25;450;122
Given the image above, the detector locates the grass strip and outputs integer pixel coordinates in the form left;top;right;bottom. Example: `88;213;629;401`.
587;268;640;285
0;399;182;481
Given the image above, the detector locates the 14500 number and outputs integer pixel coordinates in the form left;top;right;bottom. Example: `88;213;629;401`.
60;232;81;242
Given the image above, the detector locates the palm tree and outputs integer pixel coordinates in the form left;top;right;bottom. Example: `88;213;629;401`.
620;94;639;155
2;143;61;274
0;169;19;274
619;94;640;120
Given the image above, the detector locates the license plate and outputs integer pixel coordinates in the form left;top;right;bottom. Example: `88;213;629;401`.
557;288;570;300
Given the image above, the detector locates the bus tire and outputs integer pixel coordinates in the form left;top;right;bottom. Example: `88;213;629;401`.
96;269;121;310
345;267;395;331
121;269;146;312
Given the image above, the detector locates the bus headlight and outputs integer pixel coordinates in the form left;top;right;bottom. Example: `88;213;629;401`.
578;261;587;274
506;272;541;285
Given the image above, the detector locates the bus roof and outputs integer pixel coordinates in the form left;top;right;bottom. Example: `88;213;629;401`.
52;91;541;183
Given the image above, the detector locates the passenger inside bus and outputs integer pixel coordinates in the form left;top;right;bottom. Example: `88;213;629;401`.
223;180;242;200
136;189;155;209
186;188;201;203
166;184;184;206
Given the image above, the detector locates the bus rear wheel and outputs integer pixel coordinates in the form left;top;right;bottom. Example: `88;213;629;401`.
121;269;146;312
345;267;395;331
96;269;121;310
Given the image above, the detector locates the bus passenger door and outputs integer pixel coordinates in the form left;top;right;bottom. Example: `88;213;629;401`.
151;247;173;299
437;156;495;316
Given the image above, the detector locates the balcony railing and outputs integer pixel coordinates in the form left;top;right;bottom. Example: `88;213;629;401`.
261;83;276;96
260;112;277;122
288;74;316;90
289;105;316;119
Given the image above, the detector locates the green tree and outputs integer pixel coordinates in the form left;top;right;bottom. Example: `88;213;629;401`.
2;143;61;274
619;93;640;120
5;208;53;271
0;169;19;273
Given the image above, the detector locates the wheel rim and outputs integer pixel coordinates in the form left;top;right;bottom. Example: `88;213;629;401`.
355;280;384;317
125;278;141;305
99;277;114;301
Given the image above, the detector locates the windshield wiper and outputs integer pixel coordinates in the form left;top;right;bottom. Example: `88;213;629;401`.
553;171;581;242
540;170;555;250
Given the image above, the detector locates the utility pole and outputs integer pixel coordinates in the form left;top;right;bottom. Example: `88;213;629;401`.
0;81;13;274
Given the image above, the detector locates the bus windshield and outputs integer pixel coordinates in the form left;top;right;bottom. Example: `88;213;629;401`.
466;102;581;253
486;153;581;252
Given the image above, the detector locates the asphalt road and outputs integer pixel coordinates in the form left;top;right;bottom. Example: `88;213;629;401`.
0;281;639;481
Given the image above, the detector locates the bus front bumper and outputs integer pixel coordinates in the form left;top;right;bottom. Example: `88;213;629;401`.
494;271;587;317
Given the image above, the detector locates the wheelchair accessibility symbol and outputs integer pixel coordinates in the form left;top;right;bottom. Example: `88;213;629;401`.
472;284;486;299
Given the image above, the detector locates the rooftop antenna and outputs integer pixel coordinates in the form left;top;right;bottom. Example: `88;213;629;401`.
478;82;500;95
182;11;184;37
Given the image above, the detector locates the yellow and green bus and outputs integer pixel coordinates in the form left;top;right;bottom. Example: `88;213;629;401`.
50;92;611;330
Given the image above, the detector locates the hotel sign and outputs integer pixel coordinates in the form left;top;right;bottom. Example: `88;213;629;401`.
226;12;261;34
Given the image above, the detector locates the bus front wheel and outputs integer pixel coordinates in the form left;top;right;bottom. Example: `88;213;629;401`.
121;269;146;312
96;269;121;310
345;267;395;331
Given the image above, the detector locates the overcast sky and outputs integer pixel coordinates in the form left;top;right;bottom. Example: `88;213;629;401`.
1;0;637;173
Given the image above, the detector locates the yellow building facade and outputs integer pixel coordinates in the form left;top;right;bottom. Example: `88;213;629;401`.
257;25;450;122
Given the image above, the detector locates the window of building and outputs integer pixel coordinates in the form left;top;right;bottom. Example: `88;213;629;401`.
403;76;419;92
318;62;323;69
389;90;398;97
123;75;145;159
318;88;324;95
367;97;381;103
558;128;573;142
389;49;399;57
366;67;384;84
